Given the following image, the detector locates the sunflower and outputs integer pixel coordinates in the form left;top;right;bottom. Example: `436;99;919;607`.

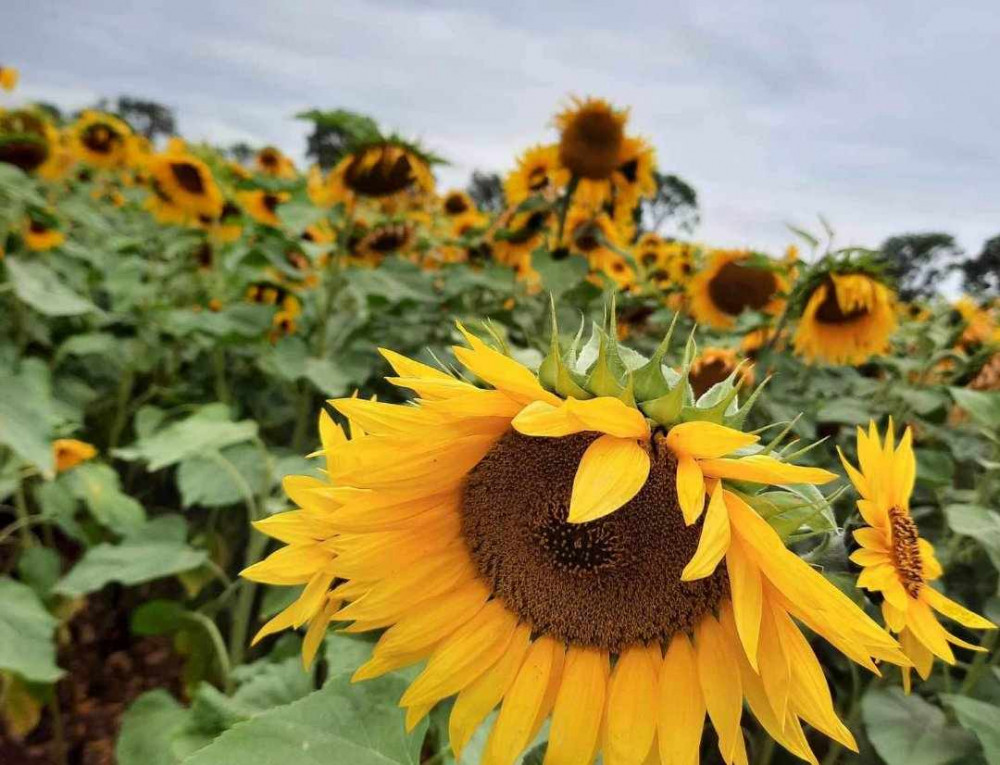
0;110;52;173
210;201;244;243
145;181;191;226
255;146;296;178
36;128;76;181
357;221;416;262
555;97;627;180
840;421;995;691
24;217;65;252
576;135;657;215
72;111;132;169
442;189;474;217
302;218;336;246
328;141;435;201
953;296;997;351
238;190;288;228
689;250;787;330
504;144;570;205
148;150;223;219
688;347;755;399
970;352;1000;391
53;439;96;473
243;317;906;765
793;273;897;365
0;66;18;91
491;208;554;287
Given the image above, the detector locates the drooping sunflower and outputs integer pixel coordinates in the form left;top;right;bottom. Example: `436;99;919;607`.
147;150;223;219
504;144;570;205
688;250;787;330
23;217;65;252
237;190;288;228
840;421;995;691
244;317;906;765
255;145;296;178
0;66;19;92
72;111;132;169
793;273;897;365
0;109;52;173
688;347;755;399
555;97;627;181
327;140;436;203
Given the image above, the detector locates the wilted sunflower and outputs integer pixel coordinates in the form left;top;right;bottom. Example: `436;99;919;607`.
555;97;627;181
688;347;755;399
53;439;96;473
238;190;288;228
793;273;897;365
328;141;435;202
255;145;296;178
840;421;995;691
504;144;570;204
148;150;223;219
23;217;65;252
0;109;52;173
72;111;132;169
689;250;787;330
244;317;906;765
0;66;18;91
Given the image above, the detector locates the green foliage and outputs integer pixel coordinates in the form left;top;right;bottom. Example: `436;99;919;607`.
0;578;63;683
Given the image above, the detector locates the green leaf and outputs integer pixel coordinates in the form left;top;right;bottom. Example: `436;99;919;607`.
0;577;63;683
915;448;955;487
5;257;98;316
178;443;268;508
898;387;948;416
116;690;190;765
276;200;325;234
69;462;146;531
55;515;208;596
0;376;54;477
531;249;589;299
815;398;871;425
16;546;62;598
182;669;427;765
304;358;354;397
945;504;1000;570
950;387;1000;429
940;694;1000;765
862;687;977;765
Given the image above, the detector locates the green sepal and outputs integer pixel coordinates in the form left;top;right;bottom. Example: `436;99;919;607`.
682;361;751;424
586;329;626;397
539;299;592;399
641;379;688;426
633;312;679;402
724;376;771;429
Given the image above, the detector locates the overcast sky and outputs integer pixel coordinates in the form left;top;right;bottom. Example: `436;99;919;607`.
3;0;999;258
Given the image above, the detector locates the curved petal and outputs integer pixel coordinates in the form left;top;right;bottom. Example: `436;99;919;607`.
695;613;746;765
568;435;650;524
726;535;763;669
564;397;651;439
658;634;705;765
544;647;608;765
605;645;660;765
665;421;759;460
922;586;996;630
682;482;731;581
699;455;837;485
676;454;706;525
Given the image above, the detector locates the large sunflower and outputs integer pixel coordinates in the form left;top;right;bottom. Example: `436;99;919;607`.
0;66;18;92
793;273;897;365
147;150;223;219
244;319;906;765
840;421;995;691
72;111;132;169
555;97;627;181
688;250;787;330
504;144;570;205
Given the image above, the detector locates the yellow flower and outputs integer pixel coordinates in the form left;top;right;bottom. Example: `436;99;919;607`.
72;111;132;169
327;142;435;202
0;66;19;91
954;296;997;351
237;190;288;228
688;347;755;399
688;250;787;329
840;421;995;691
243;325;906;765
0;110;53;174
504;144;570;205
147;150;223;219
23;218;65;251
555;97;627;180
53;439;97;473
793;273;897;365
255;146;296;178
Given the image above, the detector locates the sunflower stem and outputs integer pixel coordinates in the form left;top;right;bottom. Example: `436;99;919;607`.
108;367;135;450
554;174;579;249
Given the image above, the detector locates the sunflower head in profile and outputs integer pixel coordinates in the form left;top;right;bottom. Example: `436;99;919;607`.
23;213;65;252
504;144;570;205
329;139;437;201
243;306;908;765
0;109;52;173
0;66;19;92
793;270;897;365
148;150;223;219
840;421;995;691
688;250;787;330
555;97;628;181
255;145;296;178
72;111;132;169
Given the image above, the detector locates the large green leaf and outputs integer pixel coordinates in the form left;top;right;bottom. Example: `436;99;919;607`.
862;687;977;765
950;387;1000;429
69;462;146;531
182;670;426;765
5;257;98;316
945;504;1000;570
177;442;269;508
0;577;63;683
531;249;589;298
116;690;190;765
941;694;1000;765
55;515;207;596
0;374;54;477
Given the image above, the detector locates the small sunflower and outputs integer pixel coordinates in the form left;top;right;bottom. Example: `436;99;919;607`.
840;421;995;691
688;250;786;330
210;201;244;243
148;150;223;219
688;347;755;400
576;135;657;215
53;439;96;473
328;141;436;201
793;273;897;365
491;208;554;284
72;111;132;169
238;190;288;228
356;221;416;262
36;128;76;181
302;218;336;246
504;144;570;204
243;317;906;765
555;97;627;180
0;66;19;91
255;146;296;178
23;217;65;252
954;296;997;351
0;110;52;173
442;189;474;217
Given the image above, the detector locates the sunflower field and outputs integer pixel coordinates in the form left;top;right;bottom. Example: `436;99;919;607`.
2;68;1000;765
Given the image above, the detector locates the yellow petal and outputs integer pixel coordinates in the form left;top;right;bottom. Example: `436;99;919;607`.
696;614;745;765
512;400;583;437
303;596;341;669
331;397;433;436
379;347;454;380
513;397;650;440
569;435;650;524
454;327;561;406
905;598;955;664
922;586;996;630
657;634;704;765
726;535;762;668
681;482;731;581
665;421;759;460
604;644;660;765
545;647;608;765
699;455;837;486
676;454;706;525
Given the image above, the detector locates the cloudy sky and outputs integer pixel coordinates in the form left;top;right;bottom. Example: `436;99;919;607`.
4;0;998;256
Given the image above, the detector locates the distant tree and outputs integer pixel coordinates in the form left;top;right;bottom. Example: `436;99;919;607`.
636;172;699;237
960;235;1000;296
115;97;176;141
33;102;63;124
467;171;504;213
297;109;381;170
879;233;963;300
227;142;255;165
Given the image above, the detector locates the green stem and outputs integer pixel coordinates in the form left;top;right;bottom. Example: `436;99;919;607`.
755;735;776;765
13;480;33;547
554;175;579;248
212;346;230;405
108;368;135;450
183;612;234;694
960;630;999;695
228;529;268;668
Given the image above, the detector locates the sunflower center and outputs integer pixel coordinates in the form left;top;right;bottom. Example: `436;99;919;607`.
366;223;411;253
170;162;206;195
444;194;469;215
527;167;549;191
559;106;625;180
814;281;869;324
690;358;733;398
573;222;602;252
461;431;729;652
507;211;549;244
345;147;415;197
888;506;923;598
707;261;778;316
262;194;281;214
83;124;117;154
